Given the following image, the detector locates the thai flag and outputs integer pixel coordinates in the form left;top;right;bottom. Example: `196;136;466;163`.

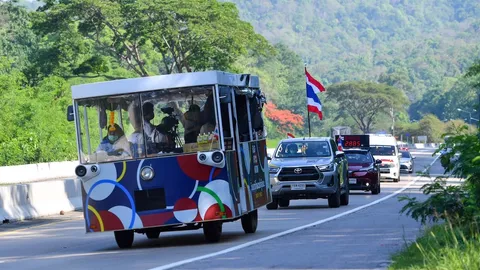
306;67;325;94
306;68;324;120
337;135;344;151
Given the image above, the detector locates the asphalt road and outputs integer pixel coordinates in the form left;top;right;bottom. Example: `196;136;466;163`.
0;149;447;270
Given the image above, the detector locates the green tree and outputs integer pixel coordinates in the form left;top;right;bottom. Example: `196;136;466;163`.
417;114;445;143
31;0;272;79
326;81;409;134
0;1;38;70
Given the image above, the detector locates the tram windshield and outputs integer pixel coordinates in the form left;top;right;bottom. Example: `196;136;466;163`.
76;86;220;164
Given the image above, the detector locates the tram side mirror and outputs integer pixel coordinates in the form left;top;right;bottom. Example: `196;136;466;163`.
67;105;74;121
219;86;232;103
267;154;272;161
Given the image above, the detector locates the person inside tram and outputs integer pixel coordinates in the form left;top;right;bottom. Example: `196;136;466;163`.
127;102;146;157
153;109;179;153
97;123;131;157
169;101;203;144
183;104;203;143
142;102;156;138
200;94;216;134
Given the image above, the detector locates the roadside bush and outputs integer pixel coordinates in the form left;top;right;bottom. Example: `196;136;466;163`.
398;179;479;226
398;123;480;226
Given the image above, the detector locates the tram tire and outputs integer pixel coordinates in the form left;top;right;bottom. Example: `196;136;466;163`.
145;229;161;239
114;230;134;249
241;209;258;234
203;221;222;243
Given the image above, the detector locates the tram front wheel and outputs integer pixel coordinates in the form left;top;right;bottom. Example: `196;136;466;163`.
114;230;134;249
241;209;258;234
203;221;223;243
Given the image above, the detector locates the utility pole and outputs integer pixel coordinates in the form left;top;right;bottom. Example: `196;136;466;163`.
390;107;395;136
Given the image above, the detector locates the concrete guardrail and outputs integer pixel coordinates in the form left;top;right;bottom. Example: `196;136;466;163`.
0;178;82;222
0;161;78;185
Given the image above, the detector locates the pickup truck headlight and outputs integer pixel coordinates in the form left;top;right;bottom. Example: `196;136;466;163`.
269;166;280;174
317;163;334;172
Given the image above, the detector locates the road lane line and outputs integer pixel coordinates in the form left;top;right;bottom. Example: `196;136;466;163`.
149;155;440;270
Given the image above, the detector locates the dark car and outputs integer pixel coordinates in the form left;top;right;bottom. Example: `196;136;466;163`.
344;149;382;195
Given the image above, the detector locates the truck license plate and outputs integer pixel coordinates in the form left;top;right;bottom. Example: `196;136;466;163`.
349;178;357;184
291;183;306;190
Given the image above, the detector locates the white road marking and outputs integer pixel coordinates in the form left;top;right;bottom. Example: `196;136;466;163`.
148;155;440;270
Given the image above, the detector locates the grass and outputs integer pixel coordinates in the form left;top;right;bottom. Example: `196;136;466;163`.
389;223;480;270
266;138;281;149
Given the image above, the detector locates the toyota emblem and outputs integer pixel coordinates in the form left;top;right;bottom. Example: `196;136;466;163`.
294;168;302;174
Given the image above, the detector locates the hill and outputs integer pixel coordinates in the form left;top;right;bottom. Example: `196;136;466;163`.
225;0;480;118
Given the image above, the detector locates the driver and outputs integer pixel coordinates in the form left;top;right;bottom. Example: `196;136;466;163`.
286;143;298;155
97;123;131;157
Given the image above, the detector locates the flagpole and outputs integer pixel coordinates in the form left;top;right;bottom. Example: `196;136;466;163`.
308;111;311;137
305;60;312;138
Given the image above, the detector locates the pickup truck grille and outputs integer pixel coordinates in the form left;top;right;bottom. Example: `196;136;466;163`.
277;166;320;181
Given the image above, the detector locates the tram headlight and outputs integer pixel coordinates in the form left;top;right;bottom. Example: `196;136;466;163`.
75;165;87;177
212;151;224;163
140;166;155;181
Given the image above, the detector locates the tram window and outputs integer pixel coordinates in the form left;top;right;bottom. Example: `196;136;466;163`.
139;86;221;156
235;95;251;142
76;94;146;164
248;95;265;140
234;93;266;142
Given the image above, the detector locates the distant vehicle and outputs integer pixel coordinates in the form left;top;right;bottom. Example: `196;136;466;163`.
340;135;382;195
368;134;401;182
399;150;416;174
267;137;349;209
331;126;351;137
397;141;409;151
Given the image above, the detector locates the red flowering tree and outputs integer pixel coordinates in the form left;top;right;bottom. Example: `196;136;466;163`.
264;103;304;136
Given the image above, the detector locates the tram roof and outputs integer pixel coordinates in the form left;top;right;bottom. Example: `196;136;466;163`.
71;70;260;100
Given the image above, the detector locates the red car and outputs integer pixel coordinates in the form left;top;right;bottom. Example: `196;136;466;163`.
344;149;382;194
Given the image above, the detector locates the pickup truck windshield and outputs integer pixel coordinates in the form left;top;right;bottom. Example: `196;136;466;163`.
370;145;396;156
275;141;331;158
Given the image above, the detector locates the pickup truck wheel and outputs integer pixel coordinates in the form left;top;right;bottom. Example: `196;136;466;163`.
278;199;290;207
328;180;341;208
266;199;278;210
114;230;134;249
340;181;349;206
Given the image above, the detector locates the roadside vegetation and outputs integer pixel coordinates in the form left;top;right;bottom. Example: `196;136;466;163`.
391;60;480;268
1;0;479;166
